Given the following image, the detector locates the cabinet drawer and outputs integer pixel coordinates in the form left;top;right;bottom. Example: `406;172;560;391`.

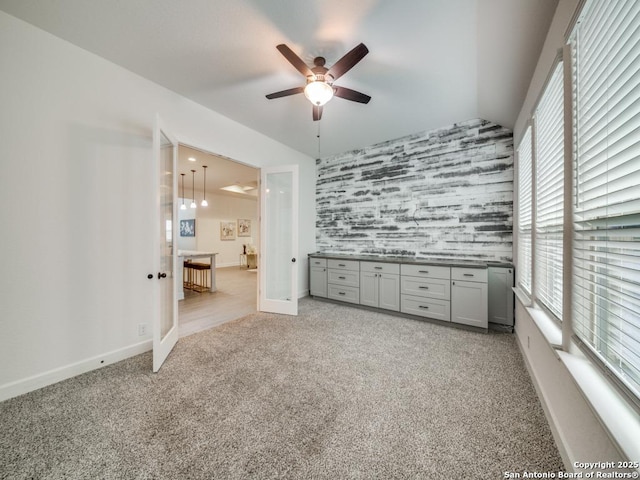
328;259;360;272
361;261;400;275
328;269;359;287
401;264;450;280
401;295;450;322
328;284;359;304
310;257;327;267
400;276;450;300
451;267;487;283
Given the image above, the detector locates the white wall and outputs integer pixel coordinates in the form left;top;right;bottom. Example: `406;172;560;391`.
511;0;625;469
192;193;259;267
0;11;315;400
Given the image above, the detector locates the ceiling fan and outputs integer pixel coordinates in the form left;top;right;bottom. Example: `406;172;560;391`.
266;43;371;121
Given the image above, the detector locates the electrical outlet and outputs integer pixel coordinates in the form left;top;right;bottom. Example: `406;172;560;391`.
138;323;148;336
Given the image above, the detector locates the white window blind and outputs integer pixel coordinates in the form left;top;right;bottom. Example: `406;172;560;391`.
572;0;640;398
517;127;533;296
535;63;565;320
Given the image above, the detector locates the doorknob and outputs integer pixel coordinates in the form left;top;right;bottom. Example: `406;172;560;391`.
158;272;167;279
147;274;153;279
291;258;296;263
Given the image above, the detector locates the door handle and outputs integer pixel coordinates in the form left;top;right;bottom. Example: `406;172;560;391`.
158;272;167;279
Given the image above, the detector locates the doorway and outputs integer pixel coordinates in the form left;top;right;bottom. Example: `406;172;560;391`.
175;144;259;337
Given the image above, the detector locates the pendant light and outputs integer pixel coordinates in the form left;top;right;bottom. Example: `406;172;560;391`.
201;165;208;207
190;169;197;209
180;173;186;210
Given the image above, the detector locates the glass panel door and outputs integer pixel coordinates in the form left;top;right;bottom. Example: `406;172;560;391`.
259;165;299;315
153;116;178;372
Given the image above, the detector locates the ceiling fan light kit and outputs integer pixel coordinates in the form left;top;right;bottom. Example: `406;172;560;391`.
304;79;334;106
266;43;370;121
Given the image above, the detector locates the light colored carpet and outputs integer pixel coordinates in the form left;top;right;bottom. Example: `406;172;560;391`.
0;298;563;479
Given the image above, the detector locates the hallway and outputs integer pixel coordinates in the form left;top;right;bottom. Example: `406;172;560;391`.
179;266;257;338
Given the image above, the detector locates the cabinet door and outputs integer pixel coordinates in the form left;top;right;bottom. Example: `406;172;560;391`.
488;267;514;326
451;280;488;328
310;266;327;298
379;274;400;311
360;271;378;308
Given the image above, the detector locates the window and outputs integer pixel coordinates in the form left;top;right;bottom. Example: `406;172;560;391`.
534;63;564;320
571;0;640;398
517;127;533;296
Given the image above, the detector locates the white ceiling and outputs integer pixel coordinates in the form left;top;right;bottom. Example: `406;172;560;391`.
178;145;258;201
0;0;558;159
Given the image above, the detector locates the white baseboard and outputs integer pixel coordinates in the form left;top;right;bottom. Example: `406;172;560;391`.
514;334;572;470
0;340;152;402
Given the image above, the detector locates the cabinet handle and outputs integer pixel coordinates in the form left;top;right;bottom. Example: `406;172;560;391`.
419;270;429;274
338;276;346;280
374;266;383;270
419;286;429;290
452;281;455;285
338;292;346;296
338;263;346;267
463;273;474;277
419;305;429;309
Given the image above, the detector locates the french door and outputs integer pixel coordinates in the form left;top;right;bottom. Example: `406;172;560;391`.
152;116;179;372
259;165;299;315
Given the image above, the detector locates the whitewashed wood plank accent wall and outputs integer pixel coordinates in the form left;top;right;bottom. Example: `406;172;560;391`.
316;119;514;262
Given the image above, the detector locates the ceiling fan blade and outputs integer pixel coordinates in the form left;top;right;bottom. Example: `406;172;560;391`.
313;105;323;121
265;86;304;100
327;43;369;81
333;86;371;104
276;44;313;77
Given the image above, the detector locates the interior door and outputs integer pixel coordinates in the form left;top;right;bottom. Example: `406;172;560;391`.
259;165;299;315
152;116;179;372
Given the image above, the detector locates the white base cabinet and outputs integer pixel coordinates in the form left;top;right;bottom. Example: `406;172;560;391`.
327;259;360;304
400;264;451;322
310;257;328;297
360;262;400;311
310;255;492;332
451;267;488;329
488;266;514;327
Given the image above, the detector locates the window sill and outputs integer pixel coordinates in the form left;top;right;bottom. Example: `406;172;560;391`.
514;290;640;468
557;348;640;468
513;287;562;348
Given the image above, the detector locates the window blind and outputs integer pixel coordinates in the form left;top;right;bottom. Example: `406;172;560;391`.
517;127;533;296
535;62;565;320
572;0;640;398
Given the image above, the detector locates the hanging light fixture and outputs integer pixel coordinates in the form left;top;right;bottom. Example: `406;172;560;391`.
304;78;334;106
190;169;197;209
201;165;208;207
180;173;186;210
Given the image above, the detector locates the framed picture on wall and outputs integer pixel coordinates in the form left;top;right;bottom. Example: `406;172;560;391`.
238;219;251;237
220;221;236;241
180;219;195;237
